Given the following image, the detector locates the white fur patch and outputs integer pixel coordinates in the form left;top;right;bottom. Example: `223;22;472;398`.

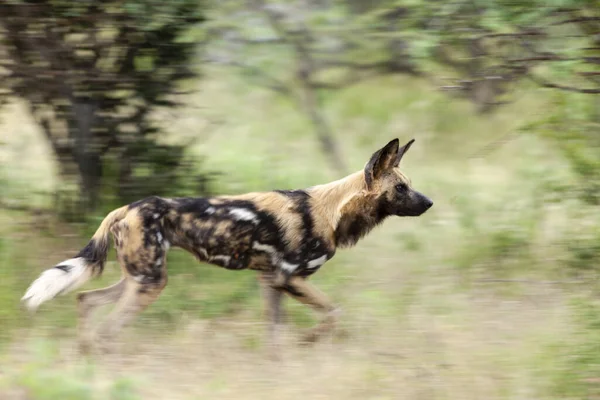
281;261;298;273
229;208;258;223
197;248;209;259
21;258;92;311
252;242;277;254
307;254;328;269
205;207;216;215
212;255;231;264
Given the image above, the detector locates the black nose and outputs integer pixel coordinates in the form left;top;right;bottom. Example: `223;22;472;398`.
423;197;433;210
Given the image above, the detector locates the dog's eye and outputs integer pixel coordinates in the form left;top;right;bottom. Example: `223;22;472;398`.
395;183;408;192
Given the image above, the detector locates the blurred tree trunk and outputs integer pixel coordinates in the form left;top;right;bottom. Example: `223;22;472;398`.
298;74;347;175
70;100;102;209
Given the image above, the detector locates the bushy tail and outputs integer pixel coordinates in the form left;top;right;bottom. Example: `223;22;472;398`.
21;205;129;311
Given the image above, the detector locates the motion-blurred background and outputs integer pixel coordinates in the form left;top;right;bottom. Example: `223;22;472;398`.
0;1;598;399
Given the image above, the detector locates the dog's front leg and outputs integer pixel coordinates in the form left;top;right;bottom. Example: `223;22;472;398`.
283;276;341;345
258;272;284;360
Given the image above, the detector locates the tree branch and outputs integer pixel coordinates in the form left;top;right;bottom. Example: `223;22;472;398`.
551;16;600;25
255;1;348;175
527;73;600;94
206;56;294;97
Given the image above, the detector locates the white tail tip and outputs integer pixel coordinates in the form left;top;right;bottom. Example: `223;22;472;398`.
21;258;92;311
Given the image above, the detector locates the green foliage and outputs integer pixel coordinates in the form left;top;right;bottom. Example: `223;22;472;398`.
11;340;93;400
543;298;600;399
559;216;600;280
1;338;141;400
0;237;19;344
103;139;217;207
566;234;600;275
452;183;542;282
16;367;93;400
0;224;110;346
564;147;600;206
527;92;599;206
0;141;5;199
109;377;141;400
141;250;262;325
402;0;599;110
519;91;600;281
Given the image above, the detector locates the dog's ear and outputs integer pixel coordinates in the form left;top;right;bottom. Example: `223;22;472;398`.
364;138;400;190
393;138;415;167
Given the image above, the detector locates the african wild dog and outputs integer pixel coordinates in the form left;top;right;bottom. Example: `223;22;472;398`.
21;138;433;354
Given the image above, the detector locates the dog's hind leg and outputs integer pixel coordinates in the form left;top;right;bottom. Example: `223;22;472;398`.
90;209;169;353
282;276;341;345
94;273;167;353
76;278;126;354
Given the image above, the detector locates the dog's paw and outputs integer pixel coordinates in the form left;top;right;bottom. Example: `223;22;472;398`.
298;330;320;346
92;333;118;355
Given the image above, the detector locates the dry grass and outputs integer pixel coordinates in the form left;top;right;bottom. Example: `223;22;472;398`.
1;267;571;400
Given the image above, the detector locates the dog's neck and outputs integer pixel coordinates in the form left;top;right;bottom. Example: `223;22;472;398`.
307;171;390;248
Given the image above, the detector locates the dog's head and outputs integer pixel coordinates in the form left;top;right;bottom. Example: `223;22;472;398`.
364;138;433;217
